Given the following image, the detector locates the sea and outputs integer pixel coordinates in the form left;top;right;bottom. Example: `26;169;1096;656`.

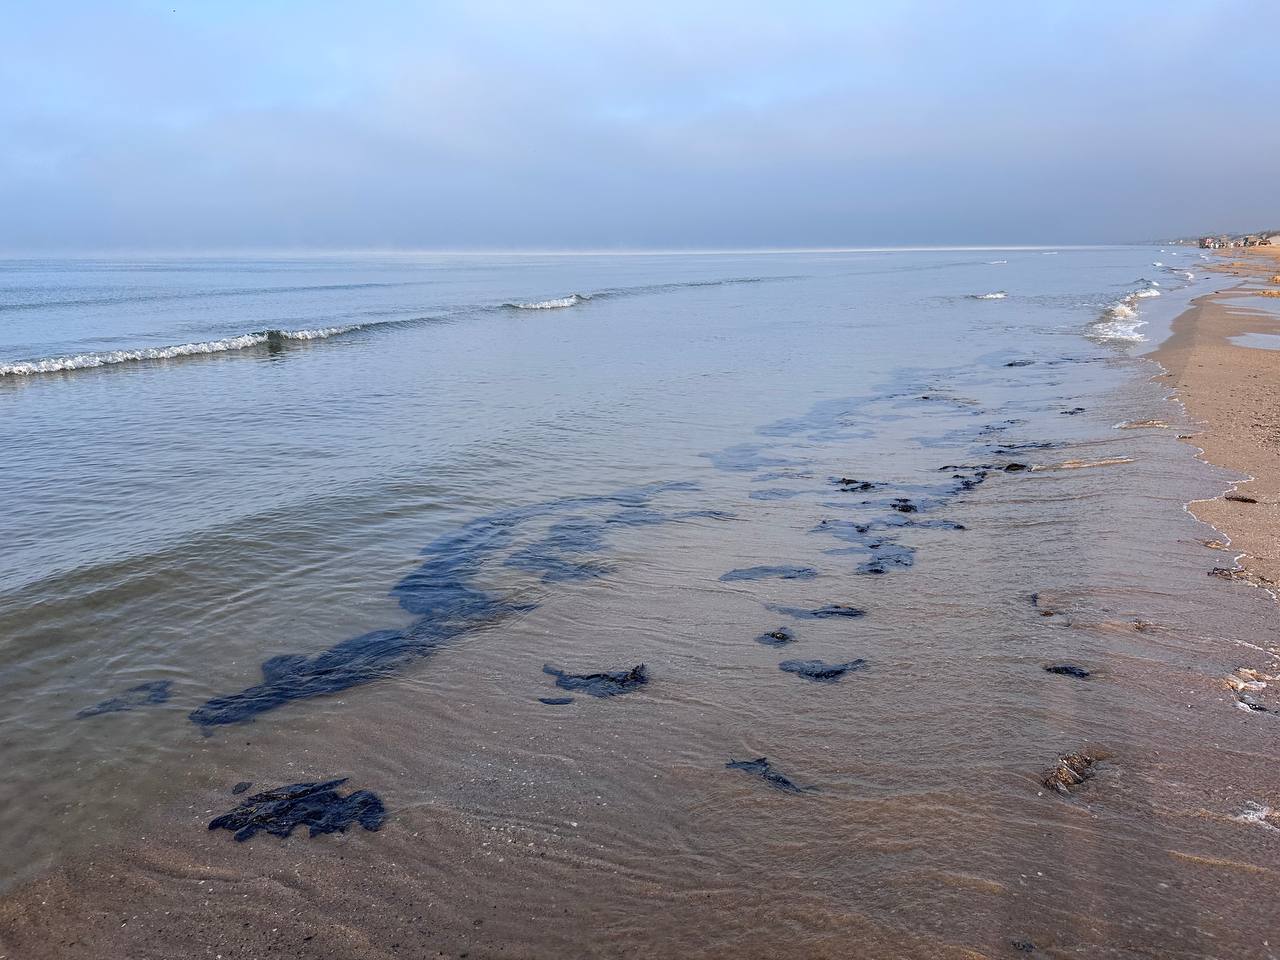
2;247;1277;958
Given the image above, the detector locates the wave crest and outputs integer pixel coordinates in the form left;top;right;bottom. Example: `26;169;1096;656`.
1088;283;1161;343
0;326;357;377
3;275;797;378
504;293;589;310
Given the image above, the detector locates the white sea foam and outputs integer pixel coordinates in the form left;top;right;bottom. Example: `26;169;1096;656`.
971;291;1007;299
505;293;589;310
1234;802;1279;831
1152;261;1164;267
3;278;776;377
987;259;1008;264
0;326;355;376
1089;284;1160;343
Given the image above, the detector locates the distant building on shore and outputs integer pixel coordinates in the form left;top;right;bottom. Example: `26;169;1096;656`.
1199;231;1278;248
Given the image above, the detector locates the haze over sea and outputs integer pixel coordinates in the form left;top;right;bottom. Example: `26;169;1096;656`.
6;247;1278;955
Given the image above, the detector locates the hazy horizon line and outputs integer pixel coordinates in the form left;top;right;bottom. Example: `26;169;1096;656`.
0;242;1177;260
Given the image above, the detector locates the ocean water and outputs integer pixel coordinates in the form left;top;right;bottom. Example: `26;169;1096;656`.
2;248;1277;957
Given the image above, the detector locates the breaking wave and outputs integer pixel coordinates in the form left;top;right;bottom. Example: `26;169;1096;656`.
1089;282;1162;343
0;326;358;377
504;277;790;310
2;274;801;378
971;291;1007;300
504;293;590;310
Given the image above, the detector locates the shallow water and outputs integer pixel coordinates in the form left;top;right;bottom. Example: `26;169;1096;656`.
1229;331;1280;351
3;249;1278;958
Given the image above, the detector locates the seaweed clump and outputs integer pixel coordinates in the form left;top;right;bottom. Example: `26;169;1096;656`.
726;757;811;794
190;629;438;727
543;663;649;697
778;658;866;682
719;565;818;582
766;603;866;620
208;778;386;841
1044;663;1090;679
756;627;796;647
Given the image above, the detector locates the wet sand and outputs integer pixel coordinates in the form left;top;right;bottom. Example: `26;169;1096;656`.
1153;245;1280;592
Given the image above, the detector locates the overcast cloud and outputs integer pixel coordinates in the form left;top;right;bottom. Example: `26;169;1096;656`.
2;1;1276;251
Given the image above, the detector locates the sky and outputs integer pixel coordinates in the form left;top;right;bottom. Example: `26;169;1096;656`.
2;1;1277;251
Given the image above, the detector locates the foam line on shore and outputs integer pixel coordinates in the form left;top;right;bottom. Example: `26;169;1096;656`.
1150;244;1280;598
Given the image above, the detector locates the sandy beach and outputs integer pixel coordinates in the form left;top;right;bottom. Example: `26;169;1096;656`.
1153;245;1280;593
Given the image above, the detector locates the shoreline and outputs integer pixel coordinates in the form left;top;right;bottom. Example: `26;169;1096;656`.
1151;245;1280;594
6;248;1280;958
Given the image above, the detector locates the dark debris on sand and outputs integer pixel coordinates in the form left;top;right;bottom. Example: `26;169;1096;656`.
190;482;694;727
766;603;866;621
208;778;386;841
720;565;818;582
726;757;812;794
834;478;880;492
76;680;173;719
756;627;796;646
814;465;978;576
779;658;867;682
1044;663;1090;679
543;663;649;697
190;628;441;727
1042;749;1108;795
